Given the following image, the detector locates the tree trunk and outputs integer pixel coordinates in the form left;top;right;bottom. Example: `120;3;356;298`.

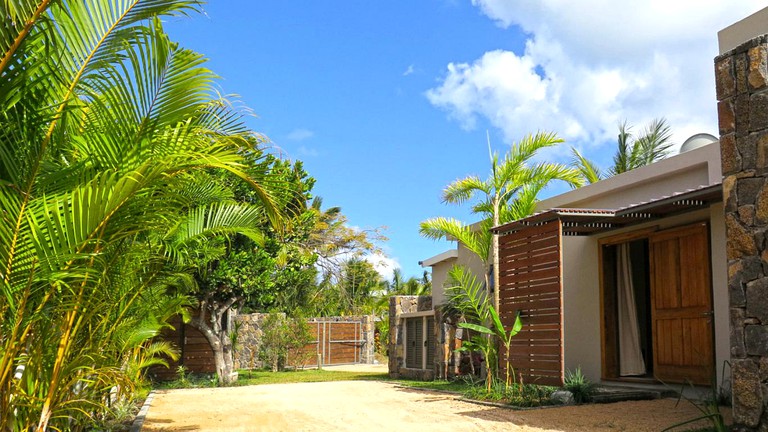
492;199;500;312
188;297;239;385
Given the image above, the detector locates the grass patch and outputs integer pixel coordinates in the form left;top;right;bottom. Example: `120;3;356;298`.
394;378;557;407
235;369;388;386
463;382;558;407
393;379;472;394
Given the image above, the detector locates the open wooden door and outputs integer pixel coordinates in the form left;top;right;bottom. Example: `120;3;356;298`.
649;222;714;385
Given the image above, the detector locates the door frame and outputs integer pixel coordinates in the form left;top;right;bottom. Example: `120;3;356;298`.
402;312;433;370
598;221;715;383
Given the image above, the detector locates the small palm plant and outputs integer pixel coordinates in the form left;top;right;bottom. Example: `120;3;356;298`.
447;265;523;393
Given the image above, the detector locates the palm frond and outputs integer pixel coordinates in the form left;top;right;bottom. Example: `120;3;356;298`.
442;175;487;204
446;264;489;323
569;147;602;184
419;217;489;262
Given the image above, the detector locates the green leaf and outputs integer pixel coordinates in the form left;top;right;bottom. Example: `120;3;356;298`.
458;322;495;335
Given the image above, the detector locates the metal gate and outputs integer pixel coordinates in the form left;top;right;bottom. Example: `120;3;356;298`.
305;320;365;366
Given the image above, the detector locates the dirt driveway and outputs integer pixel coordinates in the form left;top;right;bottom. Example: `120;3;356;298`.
141;380;728;432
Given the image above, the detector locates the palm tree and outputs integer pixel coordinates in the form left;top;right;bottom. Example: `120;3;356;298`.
0;2;281;429
571;118;674;184
420;132;582;309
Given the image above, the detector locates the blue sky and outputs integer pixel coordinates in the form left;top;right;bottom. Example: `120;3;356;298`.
166;1;766;280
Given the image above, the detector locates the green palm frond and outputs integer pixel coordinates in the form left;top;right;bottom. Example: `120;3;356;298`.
167;202;266;252
610;118;672;176
419;217;489;262
635;117;673;167
504;131;563;169
446;264;489;323
442;175;487;204
569;147;602;184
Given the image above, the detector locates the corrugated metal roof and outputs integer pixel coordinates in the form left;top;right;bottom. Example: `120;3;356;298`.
493;183;723;236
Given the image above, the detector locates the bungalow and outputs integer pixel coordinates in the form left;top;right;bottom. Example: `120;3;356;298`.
492;139;726;387
391;139;728;388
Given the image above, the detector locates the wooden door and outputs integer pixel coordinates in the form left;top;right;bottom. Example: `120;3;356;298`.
405;318;423;369
649;223;713;385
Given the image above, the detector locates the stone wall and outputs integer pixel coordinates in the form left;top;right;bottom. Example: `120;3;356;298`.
233;312;278;370
434;305;461;380
716;34;768;430
388;296;441;380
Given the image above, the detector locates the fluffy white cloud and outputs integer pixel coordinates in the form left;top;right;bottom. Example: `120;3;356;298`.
429;1;766;155
364;252;400;281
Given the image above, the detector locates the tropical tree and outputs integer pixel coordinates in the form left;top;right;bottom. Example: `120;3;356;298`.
420;132;582;310
387;268;431;296
188;153;312;384
0;1;281;429
571;118;674;184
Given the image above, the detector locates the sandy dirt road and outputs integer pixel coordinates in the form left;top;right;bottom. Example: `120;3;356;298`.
141;380;728;432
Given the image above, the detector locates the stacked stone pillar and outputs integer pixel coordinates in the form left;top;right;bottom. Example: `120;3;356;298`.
717;35;768;430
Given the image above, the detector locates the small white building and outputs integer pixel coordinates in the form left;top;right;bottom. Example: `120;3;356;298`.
404;141;727;387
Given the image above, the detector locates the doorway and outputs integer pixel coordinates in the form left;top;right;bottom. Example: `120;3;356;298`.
600;222;714;385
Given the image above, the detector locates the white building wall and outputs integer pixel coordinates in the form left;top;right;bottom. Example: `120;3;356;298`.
561;235;602;381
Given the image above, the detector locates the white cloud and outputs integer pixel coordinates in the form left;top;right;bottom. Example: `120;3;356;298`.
403;64;415;76
286;128;315;141
298;145;319;157
429;1;766;156
364;252;400;281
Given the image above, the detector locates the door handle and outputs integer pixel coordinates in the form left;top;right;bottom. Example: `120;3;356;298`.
701;311;714;317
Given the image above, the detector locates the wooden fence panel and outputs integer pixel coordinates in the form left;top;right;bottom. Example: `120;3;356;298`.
297;321;364;367
498;220;564;386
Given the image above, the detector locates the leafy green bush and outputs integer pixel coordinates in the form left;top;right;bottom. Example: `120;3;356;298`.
563;367;596;404
285;317;314;370
259;314;314;371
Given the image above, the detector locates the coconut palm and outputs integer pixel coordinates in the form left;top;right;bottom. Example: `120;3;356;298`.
420;132;582;309
571;118;674;184
0;1;282;429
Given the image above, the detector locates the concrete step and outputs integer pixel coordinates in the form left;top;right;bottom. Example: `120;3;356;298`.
591;386;677;404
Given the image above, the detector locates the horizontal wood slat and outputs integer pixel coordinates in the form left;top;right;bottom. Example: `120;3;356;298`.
499;237;559;258
499;221;561;242
498;220;564;386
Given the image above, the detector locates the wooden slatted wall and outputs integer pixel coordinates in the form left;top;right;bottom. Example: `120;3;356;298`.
149;314;216;380
498;220;564;386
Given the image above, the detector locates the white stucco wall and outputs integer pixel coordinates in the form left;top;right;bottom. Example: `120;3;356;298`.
422;242;485;307
561;235;602;381
429;259;454;307
537;143;721;212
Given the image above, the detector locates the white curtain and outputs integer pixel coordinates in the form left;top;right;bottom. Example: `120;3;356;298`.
617;243;646;376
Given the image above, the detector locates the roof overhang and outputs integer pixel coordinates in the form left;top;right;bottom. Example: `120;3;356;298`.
419;249;459;267
492;183;723;236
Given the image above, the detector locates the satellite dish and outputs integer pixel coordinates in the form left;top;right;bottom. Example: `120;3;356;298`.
680;133;718;153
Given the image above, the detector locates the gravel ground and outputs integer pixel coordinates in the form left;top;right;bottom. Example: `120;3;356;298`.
141;380;730;431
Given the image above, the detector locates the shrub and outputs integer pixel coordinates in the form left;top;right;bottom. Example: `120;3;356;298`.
259;313;314;371
285;318;314;370
563;367;596;404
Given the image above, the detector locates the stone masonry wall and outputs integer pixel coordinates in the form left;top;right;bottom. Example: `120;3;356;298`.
233;312;278;370
716;34;768;430
388;296;437;380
